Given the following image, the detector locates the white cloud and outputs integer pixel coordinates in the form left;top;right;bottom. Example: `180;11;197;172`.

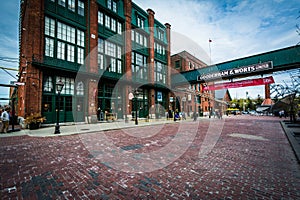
134;0;299;99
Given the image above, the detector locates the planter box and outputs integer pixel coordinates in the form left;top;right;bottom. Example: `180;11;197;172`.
29;122;41;130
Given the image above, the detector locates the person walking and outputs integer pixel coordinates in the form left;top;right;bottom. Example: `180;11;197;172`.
1;107;10;133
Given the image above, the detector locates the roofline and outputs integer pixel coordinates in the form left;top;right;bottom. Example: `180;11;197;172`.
171;50;208;65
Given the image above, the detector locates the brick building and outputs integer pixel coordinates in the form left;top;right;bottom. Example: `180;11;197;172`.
18;0;171;123
171;51;215;116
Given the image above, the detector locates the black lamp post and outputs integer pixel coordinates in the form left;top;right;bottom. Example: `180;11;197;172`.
54;79;64;134
208;100;211;118
133;89;139;125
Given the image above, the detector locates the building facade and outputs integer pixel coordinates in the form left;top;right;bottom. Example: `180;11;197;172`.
171;51;215;116
18;0;171;123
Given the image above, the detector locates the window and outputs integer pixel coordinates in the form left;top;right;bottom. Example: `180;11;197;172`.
42;96;52;112
57;76;75;95
154;42;165;55
98;38;104;70
57;41;65;60
98;11;103;25
110;58;116;72
45;17;55;37
105;15;110;28
57;22;67;41
45;17;85;64
58;0;66;7
189;62;193;69
77;30;85;47
117;46;121;59
45;38;54;57
76;81;84;95
117;60;122;73
132;30;148;47
105;41;116;57
107;0;117;12
132;52;147;80
107;0;111;9
78;0;84;16
67;44;75;62
155;61;166;84
98;38;104;53
98;54;104;69
111;18;116;32
175;60;181;68
65;96;73;111
137;16;144;28
157;28;164;41
68;0;75;12
43;76;53;92
112;1;117;12
117;22;122;34
78;48;84;64
98;38;123;73
101;12;122;33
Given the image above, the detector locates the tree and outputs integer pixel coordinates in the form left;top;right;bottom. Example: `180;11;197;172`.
271;71;300;122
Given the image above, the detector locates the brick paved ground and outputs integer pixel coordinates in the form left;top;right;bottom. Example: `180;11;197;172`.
1;116;300;199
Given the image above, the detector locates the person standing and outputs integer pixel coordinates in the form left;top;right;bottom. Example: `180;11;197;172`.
1;107;10;133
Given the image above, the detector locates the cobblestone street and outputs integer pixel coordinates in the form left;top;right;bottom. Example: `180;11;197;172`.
1;116;300;199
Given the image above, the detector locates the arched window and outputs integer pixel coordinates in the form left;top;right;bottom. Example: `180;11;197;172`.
76;81;84;95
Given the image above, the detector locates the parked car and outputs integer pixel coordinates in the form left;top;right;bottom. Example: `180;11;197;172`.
249;110;257;115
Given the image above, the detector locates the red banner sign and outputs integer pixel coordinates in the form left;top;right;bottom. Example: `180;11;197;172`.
203;76;274;91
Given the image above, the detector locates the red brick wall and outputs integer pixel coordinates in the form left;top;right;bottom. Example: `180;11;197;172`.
18;0;44;117
124;0;132;116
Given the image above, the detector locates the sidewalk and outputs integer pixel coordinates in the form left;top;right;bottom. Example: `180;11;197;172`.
0;117;210;138
280;120;300;163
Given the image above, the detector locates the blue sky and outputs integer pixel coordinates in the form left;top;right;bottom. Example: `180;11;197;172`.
0;0;19;103
134;0;300;99
0;0;299;103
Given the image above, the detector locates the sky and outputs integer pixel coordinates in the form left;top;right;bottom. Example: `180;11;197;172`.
134;0;300;99
0;0;19;104
0;0;299;104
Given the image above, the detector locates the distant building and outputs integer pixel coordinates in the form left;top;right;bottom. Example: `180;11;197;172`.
171;51;214;116
214;89;232;116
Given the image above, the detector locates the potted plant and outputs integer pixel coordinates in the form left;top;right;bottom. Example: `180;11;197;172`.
24;114;46;130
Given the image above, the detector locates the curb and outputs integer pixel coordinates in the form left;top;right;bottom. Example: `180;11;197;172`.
280;121;300;163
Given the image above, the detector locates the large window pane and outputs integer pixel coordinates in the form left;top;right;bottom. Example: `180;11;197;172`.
45;17;55;37
98;11;103;25
57;41;65;60
78;0;84;16
68;0;75;12
43;76;53;92
58;0;65;7
67;44;75;62
77;30;85;47
78;48;84;64
45;38;54;57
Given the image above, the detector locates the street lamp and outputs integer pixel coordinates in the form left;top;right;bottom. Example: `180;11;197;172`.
208;100;211;118
133;89;139;125
54;79;64;134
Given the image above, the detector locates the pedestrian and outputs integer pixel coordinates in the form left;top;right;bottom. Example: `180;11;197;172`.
1;107;10;133
193;112;197;121
182;111;186;120
174;112;180;121
0;108;3;131
168;110;173;120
